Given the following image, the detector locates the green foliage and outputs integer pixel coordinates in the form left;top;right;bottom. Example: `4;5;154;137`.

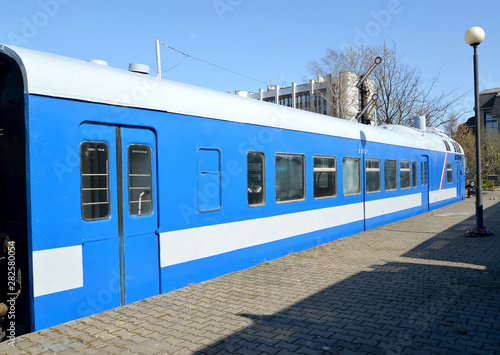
455;125;500;182
465;180;495;189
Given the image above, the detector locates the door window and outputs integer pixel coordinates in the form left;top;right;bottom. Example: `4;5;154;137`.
80;141;110;221
446;163;453;184
127;144;153;216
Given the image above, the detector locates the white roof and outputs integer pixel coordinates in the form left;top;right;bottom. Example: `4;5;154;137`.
1;44;460;153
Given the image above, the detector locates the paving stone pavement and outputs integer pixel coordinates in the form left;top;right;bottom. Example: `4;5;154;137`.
2;197;500;354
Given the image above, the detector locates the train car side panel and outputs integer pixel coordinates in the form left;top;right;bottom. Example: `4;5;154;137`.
0;45;467;332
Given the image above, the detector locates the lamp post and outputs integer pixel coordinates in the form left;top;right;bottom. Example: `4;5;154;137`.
465;26;485;232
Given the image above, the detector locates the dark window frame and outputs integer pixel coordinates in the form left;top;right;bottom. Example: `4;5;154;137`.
313;155;337;199
247;151;266;207
80;141;111;221
421;161;424;186
366;158;381;193
400;160;411;189
412;161;417;188
275;153;306;203
446;162;453;184
127;144;153;216
343;156;361;196
384;159;397;191
424;161;428;185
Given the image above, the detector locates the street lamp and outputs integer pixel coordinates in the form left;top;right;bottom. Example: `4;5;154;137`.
465;26;486;234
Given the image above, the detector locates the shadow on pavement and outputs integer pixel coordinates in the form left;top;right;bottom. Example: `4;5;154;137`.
194;202;500;354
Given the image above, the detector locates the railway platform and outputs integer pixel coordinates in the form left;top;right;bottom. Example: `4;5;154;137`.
2;197;500;354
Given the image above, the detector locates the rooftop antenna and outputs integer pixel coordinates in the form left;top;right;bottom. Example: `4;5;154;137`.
155;39;162;78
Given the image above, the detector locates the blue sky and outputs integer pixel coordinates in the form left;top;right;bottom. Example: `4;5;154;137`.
1;0;499;123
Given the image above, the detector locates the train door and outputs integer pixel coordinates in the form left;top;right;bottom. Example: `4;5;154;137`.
120;127;159;304
361;153;367;231
358;137;368;230
80;124;159;307
456;161;464;200
421;155;429;211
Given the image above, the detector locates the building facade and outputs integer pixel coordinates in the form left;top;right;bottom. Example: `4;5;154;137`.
464;88;500;133
236;71;376;125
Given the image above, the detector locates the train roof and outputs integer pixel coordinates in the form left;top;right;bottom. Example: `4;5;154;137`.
0;44;461;154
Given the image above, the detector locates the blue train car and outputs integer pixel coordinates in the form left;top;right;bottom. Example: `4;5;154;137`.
0;44;465;332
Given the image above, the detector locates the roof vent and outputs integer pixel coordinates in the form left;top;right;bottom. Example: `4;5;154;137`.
414;115;426;131
88;59;108;66
452;141;462;153
129;63;150;75
443;140;451;151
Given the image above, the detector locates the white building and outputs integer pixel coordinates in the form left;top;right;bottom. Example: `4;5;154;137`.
236;71;376;125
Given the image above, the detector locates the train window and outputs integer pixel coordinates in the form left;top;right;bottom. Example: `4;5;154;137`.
198;148;222;212
447;163;453;183
400;160;411;189
343;157;361;196
424;161;428;185
80;141;110;221
366;158;380;193
247;151;265;206
412;161;417;188
313;155;337;199
275;153;305;203
385;159;397;191
420;162;423;186
128;144;153;216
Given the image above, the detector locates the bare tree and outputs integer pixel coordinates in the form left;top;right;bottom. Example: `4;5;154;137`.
309;43;466;127
309;47;370;120
443;110;460;138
